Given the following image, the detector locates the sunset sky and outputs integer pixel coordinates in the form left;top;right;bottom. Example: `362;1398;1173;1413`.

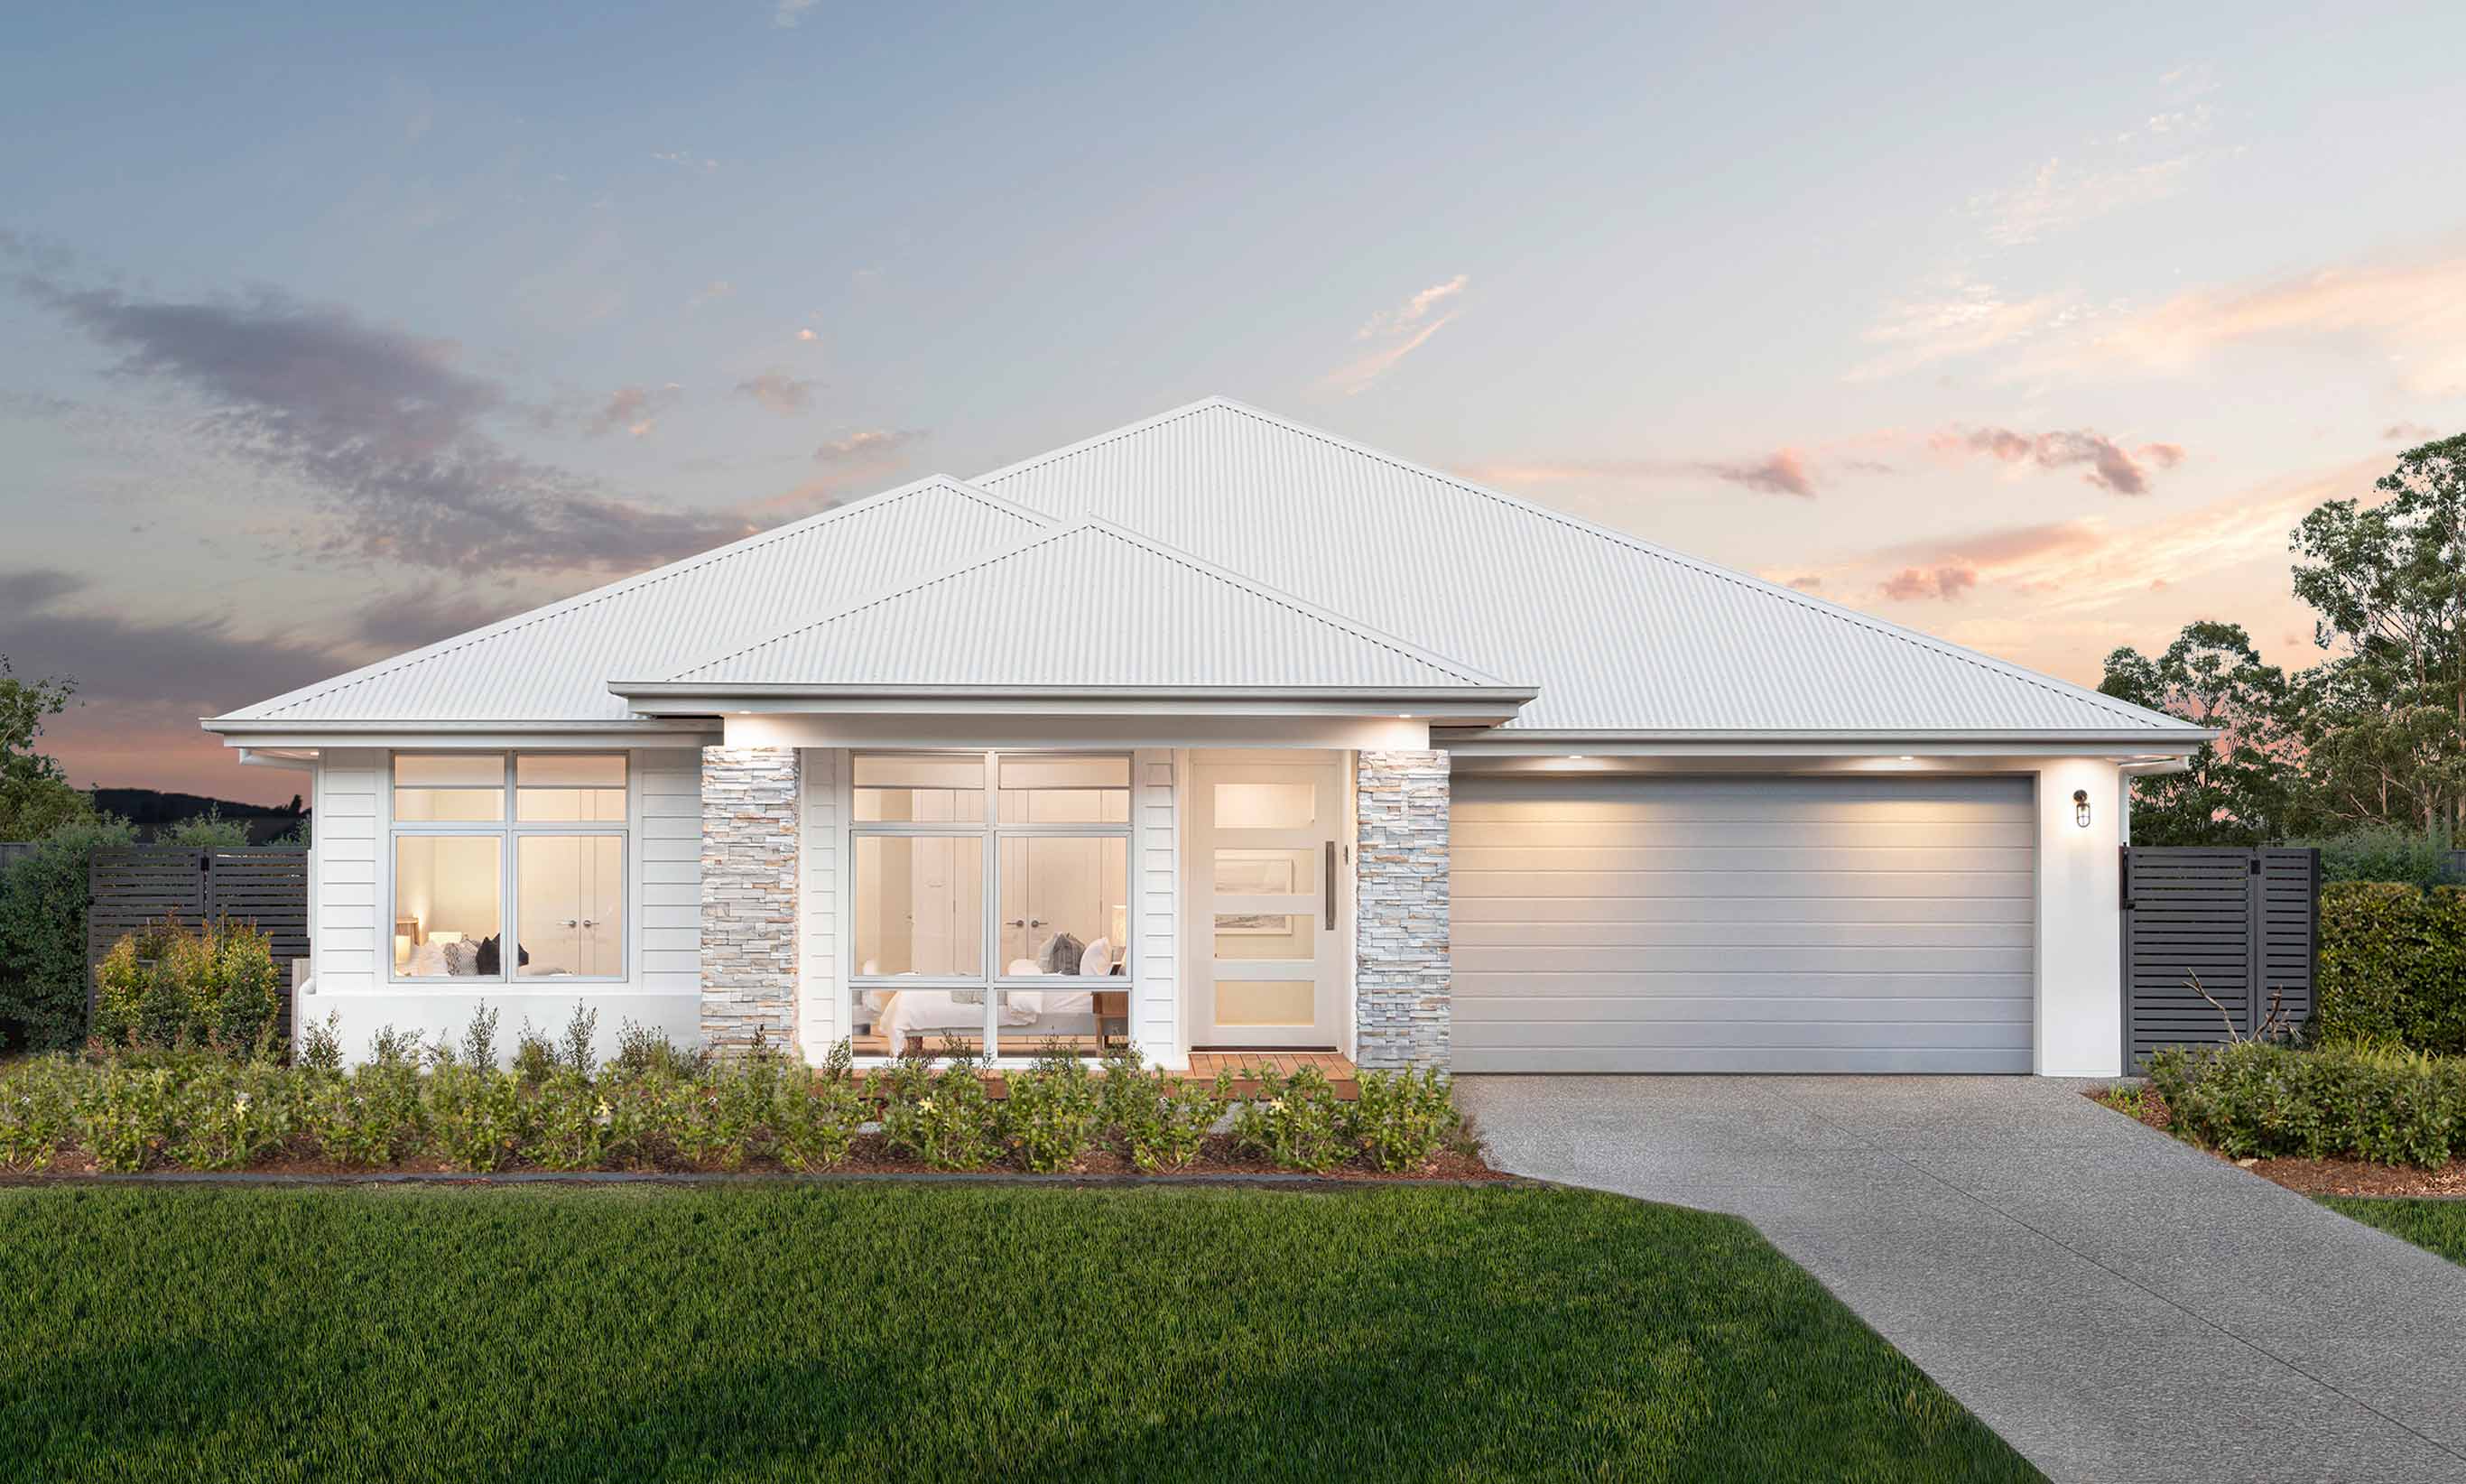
5;2;2463;805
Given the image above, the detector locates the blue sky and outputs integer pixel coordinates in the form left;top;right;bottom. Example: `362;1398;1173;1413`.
5;2;2464;801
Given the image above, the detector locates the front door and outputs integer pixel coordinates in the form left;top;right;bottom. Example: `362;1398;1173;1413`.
1191;755;1346;1049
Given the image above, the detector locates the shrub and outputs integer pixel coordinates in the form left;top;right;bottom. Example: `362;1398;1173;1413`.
2147;1039;2466;1166
0;815;137;1052
298;1011;343;1072
2314;883;2466;1053
1228;1065;1346;1173
78;1066;181;1173
773;1042;862;1172
2303;825;2462;889
88;916;283;1057
0;1056;83;1170
429;1063;529;1172
880;1043;1000;1170
1098;1046;1218;1173
1003;1044;1103;1173
512;1019;557;1084
1347;1067;1460;1172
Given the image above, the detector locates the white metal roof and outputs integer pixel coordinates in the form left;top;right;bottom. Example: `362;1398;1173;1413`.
619;519;1528;705
972;399;2200;737
210;398;2202;743
212;477;1051;726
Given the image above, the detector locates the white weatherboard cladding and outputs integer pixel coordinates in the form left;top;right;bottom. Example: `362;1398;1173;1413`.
977;402;2193;737
218;478;1048;725
660;521;1505;693
797;747;840;1060
300;748;704;1064
1449;775;2037;1073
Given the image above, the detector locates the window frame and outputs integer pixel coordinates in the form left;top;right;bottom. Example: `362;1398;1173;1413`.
847;750;1133;1050
385;752;633;987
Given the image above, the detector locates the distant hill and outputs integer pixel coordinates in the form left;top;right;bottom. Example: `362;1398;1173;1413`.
88;789;309;846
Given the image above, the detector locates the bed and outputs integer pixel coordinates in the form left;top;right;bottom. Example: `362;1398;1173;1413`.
861;936;1116;1053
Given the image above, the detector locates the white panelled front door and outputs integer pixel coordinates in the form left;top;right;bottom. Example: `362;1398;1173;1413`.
1190;756;1346;1049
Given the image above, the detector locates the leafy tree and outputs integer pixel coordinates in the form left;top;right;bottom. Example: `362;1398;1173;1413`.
2099;621;2294;844
0;657;92;840
2288;432;2466;832
161;806;253;849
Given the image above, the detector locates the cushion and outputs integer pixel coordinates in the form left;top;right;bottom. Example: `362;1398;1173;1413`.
443;941;480;977
405;941;450;978
1079;937;1112;977
1040;931;1084;975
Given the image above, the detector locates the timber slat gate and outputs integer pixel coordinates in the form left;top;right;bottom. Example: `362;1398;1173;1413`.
2119;846;2320;1067
86;847;310;1023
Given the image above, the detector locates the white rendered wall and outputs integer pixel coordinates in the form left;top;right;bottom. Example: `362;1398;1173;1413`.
2034;757;2125;1077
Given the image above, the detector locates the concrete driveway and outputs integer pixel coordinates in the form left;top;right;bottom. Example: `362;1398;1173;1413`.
1457;1075;2466;1484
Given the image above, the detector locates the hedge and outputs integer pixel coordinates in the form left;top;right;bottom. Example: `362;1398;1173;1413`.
2313;882;2466;1054
0;816;137;1052
2147;1039;2466;1166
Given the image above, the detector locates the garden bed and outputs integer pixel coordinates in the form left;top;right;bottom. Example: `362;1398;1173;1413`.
0;1016;1488;1183
2087;1050;2466;1199
3;1131;1507;1183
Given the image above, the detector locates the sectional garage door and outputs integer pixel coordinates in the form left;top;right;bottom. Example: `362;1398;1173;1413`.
1450;776;2037;1073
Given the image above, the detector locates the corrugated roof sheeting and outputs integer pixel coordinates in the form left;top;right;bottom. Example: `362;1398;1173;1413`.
662;522;1510;691
976;400;2194;734
223;478;1049;722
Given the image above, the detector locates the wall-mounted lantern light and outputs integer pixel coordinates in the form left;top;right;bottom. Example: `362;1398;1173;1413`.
2072;789;2091;829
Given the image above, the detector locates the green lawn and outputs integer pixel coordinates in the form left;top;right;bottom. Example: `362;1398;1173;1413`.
0;1183;2036;1482
2322;1197;2466;1265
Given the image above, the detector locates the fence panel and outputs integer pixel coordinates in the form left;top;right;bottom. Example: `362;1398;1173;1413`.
2120;846;2319;1066
0;841;35;876
85;847;310;1032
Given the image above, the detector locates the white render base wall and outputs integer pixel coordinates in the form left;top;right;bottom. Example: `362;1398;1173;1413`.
2034;757;2126;1077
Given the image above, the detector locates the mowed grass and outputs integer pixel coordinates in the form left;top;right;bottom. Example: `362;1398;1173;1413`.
0;1183;2037;1482
2322;1197;2466;1265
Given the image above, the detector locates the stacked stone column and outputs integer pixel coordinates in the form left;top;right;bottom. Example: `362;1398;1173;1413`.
700;747;798;1055
1354;750;1450;1069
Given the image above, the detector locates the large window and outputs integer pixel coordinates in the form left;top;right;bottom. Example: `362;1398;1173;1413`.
850;752;1129;1056
391;754;627;982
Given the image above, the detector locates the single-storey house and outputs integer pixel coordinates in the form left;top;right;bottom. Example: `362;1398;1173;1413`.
206;399;2207;1078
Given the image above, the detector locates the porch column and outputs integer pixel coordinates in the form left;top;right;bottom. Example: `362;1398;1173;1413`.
1355;750;1450;1071
700;746;800;1056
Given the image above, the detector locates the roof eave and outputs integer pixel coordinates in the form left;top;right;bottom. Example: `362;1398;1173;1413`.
612;681;1537;724
1434;726;2216;757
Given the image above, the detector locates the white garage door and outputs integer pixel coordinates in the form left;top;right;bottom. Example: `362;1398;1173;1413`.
1451;776;2036;1073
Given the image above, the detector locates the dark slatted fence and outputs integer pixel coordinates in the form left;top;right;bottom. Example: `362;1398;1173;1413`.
86;847;310;1021
0;841;35;876
2119;846;2319;1067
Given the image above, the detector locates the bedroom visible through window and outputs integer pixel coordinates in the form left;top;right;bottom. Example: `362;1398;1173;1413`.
391;753;628;982
849;751;1131;1059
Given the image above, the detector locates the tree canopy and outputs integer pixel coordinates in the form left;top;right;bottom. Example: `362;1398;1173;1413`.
0;657;92;841
2105;433;2466;845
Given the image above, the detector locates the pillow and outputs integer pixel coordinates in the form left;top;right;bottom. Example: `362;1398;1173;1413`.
1040;932;1084;975
1079;937;1111;977
405;941;450;978
443;941;480;977
475;934;499;976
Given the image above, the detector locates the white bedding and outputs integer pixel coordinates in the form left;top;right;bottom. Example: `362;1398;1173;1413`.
868;986;1099;1051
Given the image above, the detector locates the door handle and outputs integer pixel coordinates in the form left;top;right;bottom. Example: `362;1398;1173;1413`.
1324;840;1337;931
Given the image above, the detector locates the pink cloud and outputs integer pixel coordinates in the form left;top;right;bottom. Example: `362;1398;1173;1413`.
1931;425;2185;495
1880;565;1980;602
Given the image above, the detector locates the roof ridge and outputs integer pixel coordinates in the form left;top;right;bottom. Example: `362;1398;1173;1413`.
226;476;1048;721
663;516;1516;689
984;399;2188;733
